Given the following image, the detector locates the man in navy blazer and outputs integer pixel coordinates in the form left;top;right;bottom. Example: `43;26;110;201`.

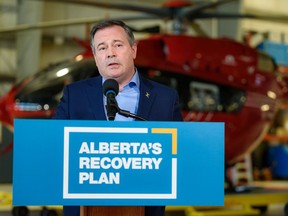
54;19;183;216
54;75;182;121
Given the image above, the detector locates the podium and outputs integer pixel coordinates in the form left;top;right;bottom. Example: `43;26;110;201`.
80;206;144;216
13;120;224;212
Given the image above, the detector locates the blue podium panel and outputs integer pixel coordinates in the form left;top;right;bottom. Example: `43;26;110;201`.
13;120;224;206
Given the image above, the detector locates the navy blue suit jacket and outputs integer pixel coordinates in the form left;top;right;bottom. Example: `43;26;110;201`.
54;75;183;216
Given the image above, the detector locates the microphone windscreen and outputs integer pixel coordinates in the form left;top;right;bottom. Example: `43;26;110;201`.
102;79;119;96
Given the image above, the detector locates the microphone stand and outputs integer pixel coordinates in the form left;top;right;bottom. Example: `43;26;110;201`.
106;99;146;121
118;109;146;121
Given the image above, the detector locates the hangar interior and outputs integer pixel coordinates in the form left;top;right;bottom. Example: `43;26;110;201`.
0;0;288;216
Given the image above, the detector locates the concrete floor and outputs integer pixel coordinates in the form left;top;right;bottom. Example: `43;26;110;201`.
166;204;287;216
0;204;287;216
1;183;287;216
0;204;286;216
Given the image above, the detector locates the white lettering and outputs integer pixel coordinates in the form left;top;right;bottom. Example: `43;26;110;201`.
79;141;163;155
138;143;149;154
120;142;130;154
79;157;162;170
98;142;109;154
79;157;90;169
79;172;89;183
79;172;120;184
79;142;89;154
110;142;120;154
152;143;162;154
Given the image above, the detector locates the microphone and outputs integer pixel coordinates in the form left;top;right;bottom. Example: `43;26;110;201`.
102;78;146;121
102;79;119;121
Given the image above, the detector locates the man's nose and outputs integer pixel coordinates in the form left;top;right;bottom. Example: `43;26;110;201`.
107;47;116;58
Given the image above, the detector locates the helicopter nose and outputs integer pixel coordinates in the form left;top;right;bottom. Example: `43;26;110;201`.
0;94;13;127
0;96;14;157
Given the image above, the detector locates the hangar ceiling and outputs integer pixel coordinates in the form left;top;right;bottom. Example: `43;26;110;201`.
1;0;288;40
0;0;288;95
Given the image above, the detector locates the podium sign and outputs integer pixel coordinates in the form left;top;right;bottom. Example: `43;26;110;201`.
13;120;224;206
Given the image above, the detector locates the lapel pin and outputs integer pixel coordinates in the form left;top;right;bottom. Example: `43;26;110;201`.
145;92;150;98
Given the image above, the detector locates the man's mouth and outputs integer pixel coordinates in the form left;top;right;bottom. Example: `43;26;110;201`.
108;63;118;66
107;62;120;68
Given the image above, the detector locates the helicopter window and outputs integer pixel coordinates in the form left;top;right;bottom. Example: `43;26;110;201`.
15;82;64;112
188;82;218;112
70;59;99;81
257;51;276;73
146;70;178;89
15;59;99;112
187;81;245;113
221;87;246;112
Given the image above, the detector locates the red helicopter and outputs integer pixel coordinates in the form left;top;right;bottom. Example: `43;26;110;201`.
1;0;288;182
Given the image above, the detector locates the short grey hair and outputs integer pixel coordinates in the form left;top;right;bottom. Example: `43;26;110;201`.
90;19;135;54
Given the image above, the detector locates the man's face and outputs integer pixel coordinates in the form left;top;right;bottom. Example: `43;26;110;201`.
92;25;137;87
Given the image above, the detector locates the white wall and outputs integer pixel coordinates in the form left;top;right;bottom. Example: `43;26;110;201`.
242;0;288;45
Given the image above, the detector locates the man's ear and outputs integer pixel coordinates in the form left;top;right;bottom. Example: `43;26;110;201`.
132;43;137;59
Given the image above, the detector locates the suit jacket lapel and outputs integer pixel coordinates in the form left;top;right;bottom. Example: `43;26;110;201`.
84;76;156;121
85;76;107;120
137;77;156;121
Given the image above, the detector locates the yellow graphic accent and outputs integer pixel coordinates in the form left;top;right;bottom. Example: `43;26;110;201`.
152;128;177;154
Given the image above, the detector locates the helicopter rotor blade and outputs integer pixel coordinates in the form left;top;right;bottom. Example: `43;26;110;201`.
2;0;288;35
189;22;209;37
186;12;288;24
179;0;238;18
32;0;171;17
130;25;161;34
0;14;159;34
